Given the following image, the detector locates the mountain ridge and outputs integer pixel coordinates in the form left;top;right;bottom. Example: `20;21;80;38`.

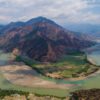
64;23;100;39
0;16;94;62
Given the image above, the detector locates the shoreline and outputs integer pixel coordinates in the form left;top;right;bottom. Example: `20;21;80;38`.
0;52;99;86
0;64;76;90
43;66;100;81
1;61;100;83
68;69;100;81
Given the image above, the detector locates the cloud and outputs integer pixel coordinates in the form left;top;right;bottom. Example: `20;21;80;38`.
0;0;99;24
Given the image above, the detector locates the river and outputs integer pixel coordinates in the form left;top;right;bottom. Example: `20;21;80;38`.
42;44;100;90
0;48;100;97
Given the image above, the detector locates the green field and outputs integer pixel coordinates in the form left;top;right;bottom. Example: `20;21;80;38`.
0;51;69;98
16;52;98;78
0;71;69;98
0;50;100;98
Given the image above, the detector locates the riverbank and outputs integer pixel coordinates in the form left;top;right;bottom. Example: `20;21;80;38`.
0;51;70;97
0;50;100;98
68;68;100;81
87;51;100;66
0;89;66;100
0;63;75;90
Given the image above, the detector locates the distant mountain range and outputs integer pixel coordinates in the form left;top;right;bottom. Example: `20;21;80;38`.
0;17;94;62
64;23;100;40
0;25;4;30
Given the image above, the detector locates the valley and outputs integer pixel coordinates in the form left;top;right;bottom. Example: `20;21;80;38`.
16;51;99;79
0;43;100;98
0;0;99;98
0;51;71;98
0;17;99;99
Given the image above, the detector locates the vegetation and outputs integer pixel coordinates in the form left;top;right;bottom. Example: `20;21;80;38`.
70;89;100;100
1;88;100;100
16;51;99;79
0;71;70;98
0;89;66;100
0;89;28;99
0;52;69;98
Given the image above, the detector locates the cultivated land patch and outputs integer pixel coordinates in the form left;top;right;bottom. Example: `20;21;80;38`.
16;52;99;79
0;51;70;97
0;50;100;97
0;63;75;89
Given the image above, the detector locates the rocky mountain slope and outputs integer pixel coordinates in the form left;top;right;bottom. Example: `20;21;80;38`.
0;17;94;62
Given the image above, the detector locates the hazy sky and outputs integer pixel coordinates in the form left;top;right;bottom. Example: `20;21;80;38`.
0;0;100;25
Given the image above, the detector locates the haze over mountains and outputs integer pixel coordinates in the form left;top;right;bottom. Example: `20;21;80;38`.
64;23;100;40
0;17;94;62
0;25;4;30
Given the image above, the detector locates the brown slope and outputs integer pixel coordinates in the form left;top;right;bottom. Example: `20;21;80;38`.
0;17;94;62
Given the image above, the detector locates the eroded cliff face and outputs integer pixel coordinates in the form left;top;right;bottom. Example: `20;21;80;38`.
0;17;94;62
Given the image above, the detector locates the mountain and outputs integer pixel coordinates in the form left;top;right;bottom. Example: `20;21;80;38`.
0;17;94;62
64;23;100;40
0;25;4;31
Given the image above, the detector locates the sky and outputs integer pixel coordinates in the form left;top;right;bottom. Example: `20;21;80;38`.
0;0;100;25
